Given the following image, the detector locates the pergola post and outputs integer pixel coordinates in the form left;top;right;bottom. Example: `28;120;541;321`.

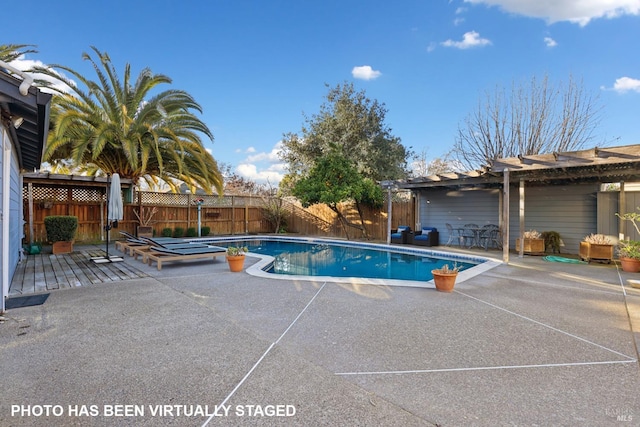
502;168;510;263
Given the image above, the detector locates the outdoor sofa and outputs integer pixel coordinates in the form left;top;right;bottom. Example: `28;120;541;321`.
390;226;412;244
411;227;439;247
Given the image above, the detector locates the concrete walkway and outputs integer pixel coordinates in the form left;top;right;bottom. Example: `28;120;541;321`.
1;245;640;426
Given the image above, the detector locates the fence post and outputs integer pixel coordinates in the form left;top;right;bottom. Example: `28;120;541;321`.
231;196;235;235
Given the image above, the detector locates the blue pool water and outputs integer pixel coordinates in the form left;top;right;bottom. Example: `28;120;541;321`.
207;238;479;282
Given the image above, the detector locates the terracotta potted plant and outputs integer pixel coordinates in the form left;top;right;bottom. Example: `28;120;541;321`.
44;215;78;254
226;245;248;272
616;210;640;272
431;263;461;293
515;230;545;255
617;240;640;272
579;233;614;263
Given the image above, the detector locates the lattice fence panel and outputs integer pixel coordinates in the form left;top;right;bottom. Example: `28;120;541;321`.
136;192;264;207
24;186;105;203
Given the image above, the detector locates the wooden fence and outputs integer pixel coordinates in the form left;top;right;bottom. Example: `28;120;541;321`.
23;185;415;244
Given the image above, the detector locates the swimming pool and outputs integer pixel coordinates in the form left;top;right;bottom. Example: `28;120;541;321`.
195;236;499;288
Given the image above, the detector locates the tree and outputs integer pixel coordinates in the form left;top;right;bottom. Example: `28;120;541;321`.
219;163;267;196
453;74;602;171
410;148;461;177
32;47;222;194
292;151;383;239
280;82;411;186
0;44;37;63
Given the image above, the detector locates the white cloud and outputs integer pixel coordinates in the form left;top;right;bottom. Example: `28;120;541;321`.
544;36;557;47
454;17;466;25
464;0;640;26
611;76;640;93
236;163;284;184
9;57;74;94
351;65;382;80
442;31;492;49
236;141;286;184
245;141;282;163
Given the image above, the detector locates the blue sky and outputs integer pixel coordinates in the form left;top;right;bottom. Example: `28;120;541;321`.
5;0;640;185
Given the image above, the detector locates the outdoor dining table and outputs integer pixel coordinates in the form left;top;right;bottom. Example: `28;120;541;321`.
463;227;484;248
451;226;481;248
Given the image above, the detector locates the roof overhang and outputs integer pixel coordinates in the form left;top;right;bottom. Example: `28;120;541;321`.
23;172;133;189
0;70;52;171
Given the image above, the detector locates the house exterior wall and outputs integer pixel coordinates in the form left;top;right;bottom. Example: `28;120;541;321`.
623;192;640;240
416;183;601;254
416;187;501;244
598;190;640;241
508;184;599;254
1;124;22;298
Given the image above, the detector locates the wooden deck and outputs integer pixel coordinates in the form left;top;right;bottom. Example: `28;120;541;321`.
9;247;149;296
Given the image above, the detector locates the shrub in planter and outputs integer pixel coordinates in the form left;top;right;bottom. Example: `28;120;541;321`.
186;227;197;237
44;216;78;242
201;226;211;236
173;227;185;238
44;215;78;254
161;228;173;237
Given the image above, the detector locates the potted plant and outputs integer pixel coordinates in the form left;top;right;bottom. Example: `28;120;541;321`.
44;215;78;254
431;263;461;293
579;233;614;263
617;240;640;272
226;245;249;272
616;210;640;272
133;206;157;238
515;230;545;255
541;231;562;254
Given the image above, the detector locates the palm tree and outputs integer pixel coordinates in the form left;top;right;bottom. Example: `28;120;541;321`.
0;44;37;63
32;46;222;194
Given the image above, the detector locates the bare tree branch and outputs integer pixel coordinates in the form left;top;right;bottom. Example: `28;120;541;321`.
453;74;602;170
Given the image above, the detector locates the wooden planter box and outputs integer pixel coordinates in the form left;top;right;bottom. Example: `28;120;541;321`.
137;226;154;238
52;241;73;254
515;238;545;255
579;242;613;263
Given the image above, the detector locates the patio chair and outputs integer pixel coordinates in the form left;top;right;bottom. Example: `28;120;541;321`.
412;227;439;246
115;232;188;255
144;245;227;270
479;224;500;250
131;237;209;261
115;231;151;255
445;223;463;246
390;225;412;244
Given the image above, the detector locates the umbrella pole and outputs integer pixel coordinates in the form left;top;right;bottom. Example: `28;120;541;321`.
105;174;110;260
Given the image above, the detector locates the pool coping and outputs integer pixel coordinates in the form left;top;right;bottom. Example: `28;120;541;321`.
191;235;502;288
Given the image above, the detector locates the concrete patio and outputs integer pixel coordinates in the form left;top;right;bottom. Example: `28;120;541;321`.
1;244;639;426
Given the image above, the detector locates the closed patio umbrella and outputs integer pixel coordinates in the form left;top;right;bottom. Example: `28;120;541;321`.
108;173;123;224
95;173;124;263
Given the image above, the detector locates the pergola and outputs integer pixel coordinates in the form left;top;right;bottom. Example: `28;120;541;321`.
395;144;640;262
